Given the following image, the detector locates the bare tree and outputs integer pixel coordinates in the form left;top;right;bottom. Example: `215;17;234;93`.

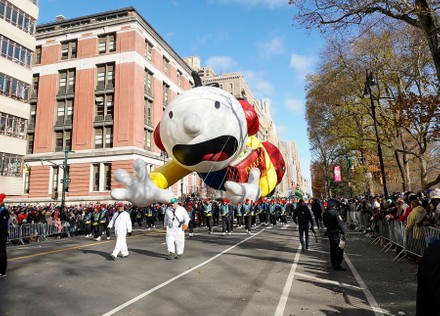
289;0;440;82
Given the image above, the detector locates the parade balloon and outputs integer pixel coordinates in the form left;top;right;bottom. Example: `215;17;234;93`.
111;80;285;207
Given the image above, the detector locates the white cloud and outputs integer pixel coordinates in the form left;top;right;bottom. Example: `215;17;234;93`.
285;98;304;113
289;53;315;81
241;70;274;98
256;36;284;59
206;56;238;73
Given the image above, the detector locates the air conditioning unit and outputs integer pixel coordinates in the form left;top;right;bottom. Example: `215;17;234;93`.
95;96;104;104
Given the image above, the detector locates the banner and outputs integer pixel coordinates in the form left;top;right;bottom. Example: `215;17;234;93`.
334;165;341;182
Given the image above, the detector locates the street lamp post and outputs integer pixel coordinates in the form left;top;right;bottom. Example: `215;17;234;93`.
364;70;388;198
40;146;71;210
60;147;70;211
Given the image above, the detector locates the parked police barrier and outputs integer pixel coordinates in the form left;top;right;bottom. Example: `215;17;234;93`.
7;222;77;244
346;210;440;260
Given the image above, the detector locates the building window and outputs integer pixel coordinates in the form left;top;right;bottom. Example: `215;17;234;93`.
58;69;75;94
177;70;182;87
144;129;152;150
94;126;113;149
56;99;73;125
0;1;36;35
60;40;77;60
163;57;169;76
95;94;113;120
29;104;36;129
144;98;153;126
0;72;30;102
27;133;34;154
98;33;116;54
92;162;112;191
163;83;170;107
144;68;153;96
52;166;59;193
96;63;115;90
145;40;153;61
0;152;23;177
24;168;30;193
34;45;41;65
0;112;26;139
31;74;39;98
55;130;71;152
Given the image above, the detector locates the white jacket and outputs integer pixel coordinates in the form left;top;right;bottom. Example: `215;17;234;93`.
108;211;132;237
164;205;190;234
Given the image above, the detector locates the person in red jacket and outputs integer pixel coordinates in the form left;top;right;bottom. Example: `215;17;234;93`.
17;209;28;225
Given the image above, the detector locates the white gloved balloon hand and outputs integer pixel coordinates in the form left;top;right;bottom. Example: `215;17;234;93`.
225;168;261;207
111;158;173;207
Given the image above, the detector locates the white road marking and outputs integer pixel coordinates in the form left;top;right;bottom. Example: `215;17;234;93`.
274;234;389;316
344;253;388;316
102;229;266;316
274;245;302;316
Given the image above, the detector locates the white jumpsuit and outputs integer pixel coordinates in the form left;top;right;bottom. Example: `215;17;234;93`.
108;210;132;257
164;205;190;255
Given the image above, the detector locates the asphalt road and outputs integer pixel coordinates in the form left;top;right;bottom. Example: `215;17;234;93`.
0;222;418;316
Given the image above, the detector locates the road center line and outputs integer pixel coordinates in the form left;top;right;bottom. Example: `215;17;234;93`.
102;229;267;316
274;246;301;316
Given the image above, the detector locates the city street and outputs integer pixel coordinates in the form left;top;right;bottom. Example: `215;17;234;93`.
0;223;417;316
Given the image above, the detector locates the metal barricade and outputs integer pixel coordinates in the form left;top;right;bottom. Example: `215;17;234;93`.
7;221;75;244
347;214;440;261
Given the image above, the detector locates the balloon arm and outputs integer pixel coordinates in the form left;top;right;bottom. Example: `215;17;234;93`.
111;158;185;207
225;168;261;207
151;160;192;188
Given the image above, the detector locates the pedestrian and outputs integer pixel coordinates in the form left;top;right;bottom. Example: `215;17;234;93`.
164;198;190;260
83;208;93;238
311;198;323;229
235;202;243;228
203;199;213;234
220;199;232;235
101;204;111;240
323;198;347;271
292;199;314;252
187;202;195;237
0;193;8;278
243;198;253;234
108;202;132;260
416;236;440;315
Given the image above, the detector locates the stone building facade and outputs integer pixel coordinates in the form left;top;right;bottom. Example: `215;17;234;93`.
0;0;39;196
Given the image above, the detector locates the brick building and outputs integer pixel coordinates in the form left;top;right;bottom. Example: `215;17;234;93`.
18;7;202;204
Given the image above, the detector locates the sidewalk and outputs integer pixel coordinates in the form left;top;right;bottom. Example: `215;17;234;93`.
344;229;418;316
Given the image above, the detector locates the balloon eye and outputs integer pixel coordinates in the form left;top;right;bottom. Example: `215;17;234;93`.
215;101;220;109
169;111;173;119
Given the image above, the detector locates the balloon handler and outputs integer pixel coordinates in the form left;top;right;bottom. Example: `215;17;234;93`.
111;72;285;208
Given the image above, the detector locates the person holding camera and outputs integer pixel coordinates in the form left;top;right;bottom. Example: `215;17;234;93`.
164;198;190;260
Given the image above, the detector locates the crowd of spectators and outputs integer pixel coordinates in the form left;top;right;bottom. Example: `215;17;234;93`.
4;192;317;242
341;188;440;231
